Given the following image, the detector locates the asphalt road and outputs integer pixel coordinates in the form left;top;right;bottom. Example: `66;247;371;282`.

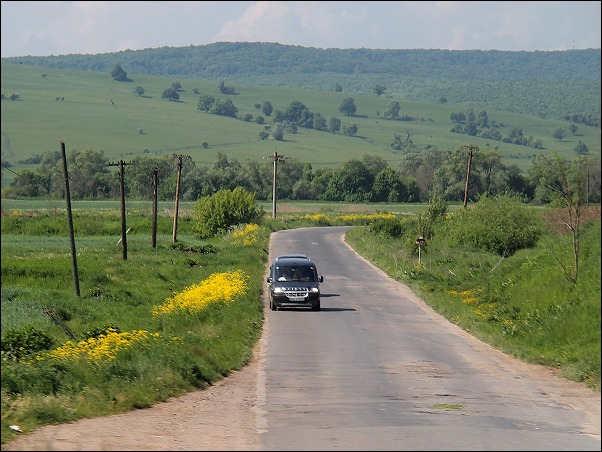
257;226;600;451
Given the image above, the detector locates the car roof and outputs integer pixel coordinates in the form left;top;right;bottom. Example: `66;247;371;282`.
275;254;310;261
273;255;315;266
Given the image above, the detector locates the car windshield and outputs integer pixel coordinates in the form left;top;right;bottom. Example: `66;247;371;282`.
276;265;315;282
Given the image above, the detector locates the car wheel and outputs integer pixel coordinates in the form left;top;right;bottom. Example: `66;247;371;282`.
270;298;277;311
312;300;321;311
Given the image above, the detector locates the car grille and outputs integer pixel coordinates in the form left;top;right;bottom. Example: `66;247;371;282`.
284;287;309;301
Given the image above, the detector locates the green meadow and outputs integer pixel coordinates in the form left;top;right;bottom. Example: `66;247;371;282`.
2;62;600;188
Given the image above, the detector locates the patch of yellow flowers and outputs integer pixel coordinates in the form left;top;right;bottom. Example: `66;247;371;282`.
36;270;250;364
302;212;397;224
229;223;259;246
47;328;160;363
152;270;250;316
448;288;482;305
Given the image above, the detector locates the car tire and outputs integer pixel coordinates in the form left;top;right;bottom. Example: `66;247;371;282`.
312;300;321;311
270;298;277;311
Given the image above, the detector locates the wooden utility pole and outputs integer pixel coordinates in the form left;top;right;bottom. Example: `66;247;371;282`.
463;146;474;208
270;151;285;219
60;141;80;297
151;167;159;248
172;154;189;243
109;160;132;260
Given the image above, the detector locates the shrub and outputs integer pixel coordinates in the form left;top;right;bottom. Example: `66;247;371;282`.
442;193;542;256
193;187;263;238
1;326;54;361
369;217;405;238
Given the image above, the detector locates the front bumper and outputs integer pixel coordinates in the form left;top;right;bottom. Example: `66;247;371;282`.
271;287;320;308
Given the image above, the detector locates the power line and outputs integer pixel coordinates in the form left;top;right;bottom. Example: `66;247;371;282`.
1;163;21;176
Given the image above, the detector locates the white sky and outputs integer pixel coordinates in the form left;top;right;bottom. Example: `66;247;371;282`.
1;1;600;58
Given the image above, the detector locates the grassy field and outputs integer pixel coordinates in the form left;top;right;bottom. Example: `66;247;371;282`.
2;62;600;188
1;199;599;443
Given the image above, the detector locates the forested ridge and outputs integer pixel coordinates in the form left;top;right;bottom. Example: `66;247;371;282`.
2;42;600;121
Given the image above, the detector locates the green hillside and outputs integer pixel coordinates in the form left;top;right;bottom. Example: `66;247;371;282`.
1;61;600;188
2;43;600;121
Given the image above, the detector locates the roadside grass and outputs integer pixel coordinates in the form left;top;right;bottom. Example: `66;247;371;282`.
1;210;270;441
345;209;601;389
1;202;600;443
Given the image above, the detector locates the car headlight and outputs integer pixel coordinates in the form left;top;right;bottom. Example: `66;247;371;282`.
311;287;319;293
273;287;284;294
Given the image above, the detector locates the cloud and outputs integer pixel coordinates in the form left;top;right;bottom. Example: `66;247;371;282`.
1;1;600;57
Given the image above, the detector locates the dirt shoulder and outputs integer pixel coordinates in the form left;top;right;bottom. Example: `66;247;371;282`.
1;346;264;451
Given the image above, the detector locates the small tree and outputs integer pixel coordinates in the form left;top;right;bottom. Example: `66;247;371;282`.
218;81;235;94
373;85;386;96
197;95;216;112
343;124;358;137
134;86;145;96
110;64;128;81
339;98;356;116
383;101;401;120
545;156;590;285
261;100;273;116
574;140;588;156
329;117;341;133
552;127;566;142
271;123;285;141
162;87;179;101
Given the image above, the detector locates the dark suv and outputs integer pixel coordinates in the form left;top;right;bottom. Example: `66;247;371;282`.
266;254;324;311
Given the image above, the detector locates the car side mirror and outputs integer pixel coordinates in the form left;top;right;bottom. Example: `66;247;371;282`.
267;276;273;283
318;275;324;282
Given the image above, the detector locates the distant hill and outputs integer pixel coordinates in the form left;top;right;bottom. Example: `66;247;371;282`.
2;42;600;121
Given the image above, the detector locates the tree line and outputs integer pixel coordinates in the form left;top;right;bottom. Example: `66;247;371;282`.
3;147;600;205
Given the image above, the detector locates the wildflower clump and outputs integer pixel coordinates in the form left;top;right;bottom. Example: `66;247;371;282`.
448;289;482;304
153;270;250;316
337;213;397;224
303;213;330;224
229;223;259;246
47;328;160;363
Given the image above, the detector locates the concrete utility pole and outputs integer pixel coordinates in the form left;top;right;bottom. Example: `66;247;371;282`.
172;154;189;243
270;151;285;219
152;166;159;248
463;146;474;208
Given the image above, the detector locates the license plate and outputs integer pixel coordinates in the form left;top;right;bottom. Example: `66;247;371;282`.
288;296;306;301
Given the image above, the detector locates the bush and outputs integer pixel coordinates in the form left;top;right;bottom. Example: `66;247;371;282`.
193;187;263;238
1;326;54;361
369;217;405;238
442;193;542;256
